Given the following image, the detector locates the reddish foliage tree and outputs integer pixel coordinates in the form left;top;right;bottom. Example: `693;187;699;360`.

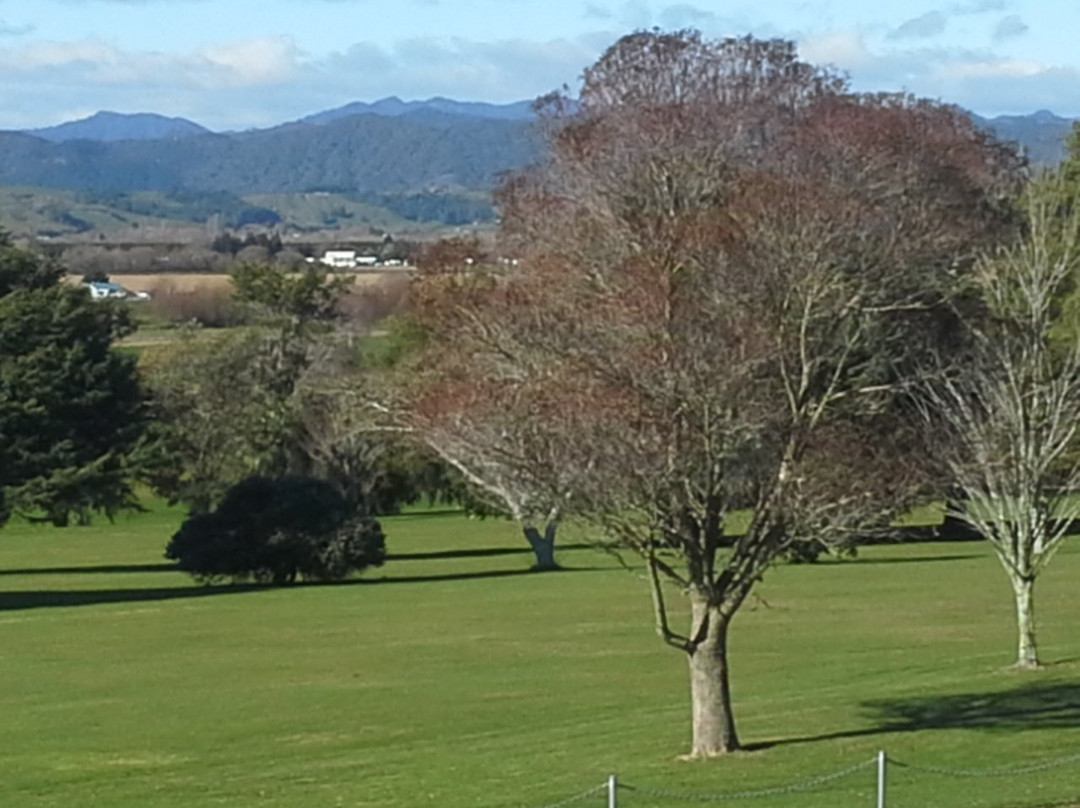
406;31;1024;755
414;236;489;273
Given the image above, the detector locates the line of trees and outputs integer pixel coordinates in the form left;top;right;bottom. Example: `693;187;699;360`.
393;31;1078;757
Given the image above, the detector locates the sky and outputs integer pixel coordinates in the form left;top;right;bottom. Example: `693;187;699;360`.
0;0;1075;131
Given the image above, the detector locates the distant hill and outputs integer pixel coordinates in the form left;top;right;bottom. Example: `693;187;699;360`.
0;103;1072;223
25;111;211;143
0;184;480;239
300;96;535;125
0;112;540;195
975;110;1075;166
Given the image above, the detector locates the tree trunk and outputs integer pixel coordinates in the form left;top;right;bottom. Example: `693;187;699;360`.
1011;574;1039;669
522;520;559;571
687;597;739;756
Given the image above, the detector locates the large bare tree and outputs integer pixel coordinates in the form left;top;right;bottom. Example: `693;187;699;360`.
926;177;1080;669
409;31;1024;755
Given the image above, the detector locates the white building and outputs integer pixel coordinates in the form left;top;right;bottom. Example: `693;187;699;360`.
320;250;358;268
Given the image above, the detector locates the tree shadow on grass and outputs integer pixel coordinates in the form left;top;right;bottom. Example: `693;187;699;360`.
390;508;471;518
0;544;599;573
865;681;1080;732
387;543;592;561
355;565;601;585
0;583;267;611
0;562;179;577
843;553;984;566
746;681;1080;751
0;566;600;611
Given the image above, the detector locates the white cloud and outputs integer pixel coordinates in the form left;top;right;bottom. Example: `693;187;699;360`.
0;33;605;129
198;37;300;85
798;30;874;71
888;11;948;40
2;39;118;69
0;20;34;36
658;4;719;29
797;26;1080;117
0;35;303;90
583;2;614;20
0;22;1075;132
955;0;1006;12
992;14;1028;41
321;36;597;102
939;57;1042;79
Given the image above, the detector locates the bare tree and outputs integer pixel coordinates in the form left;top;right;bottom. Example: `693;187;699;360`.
452;31;1022;757
292;368;424;518
926;178;1080;669
401;265;588;570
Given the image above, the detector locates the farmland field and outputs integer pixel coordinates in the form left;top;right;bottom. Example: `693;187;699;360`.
97;270;407;297
0;506;1078;808
61;271;410;348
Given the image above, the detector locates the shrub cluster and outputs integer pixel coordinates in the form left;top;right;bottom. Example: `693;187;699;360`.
166;476;385;585
144;282;249;327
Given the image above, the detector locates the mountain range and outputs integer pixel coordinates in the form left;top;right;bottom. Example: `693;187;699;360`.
298;96;535;125
970;109;1075;166
2;100;541;198
0;99;1074;225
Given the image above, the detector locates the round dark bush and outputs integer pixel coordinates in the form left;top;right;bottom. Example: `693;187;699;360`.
166;475;385;584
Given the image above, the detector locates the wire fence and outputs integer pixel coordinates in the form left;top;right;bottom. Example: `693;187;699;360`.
889;749;1080;778
619;758;876;802
526;747;1080;807
531;783;610;808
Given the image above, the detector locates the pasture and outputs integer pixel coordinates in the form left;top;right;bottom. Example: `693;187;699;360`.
0;506;1078;808
64;271;410;348
112;271;404;297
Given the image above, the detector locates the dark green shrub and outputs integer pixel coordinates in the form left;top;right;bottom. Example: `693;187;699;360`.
166;476;385;585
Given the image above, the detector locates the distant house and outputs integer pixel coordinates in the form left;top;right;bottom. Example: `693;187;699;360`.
318;251;384;269
320;250;358;268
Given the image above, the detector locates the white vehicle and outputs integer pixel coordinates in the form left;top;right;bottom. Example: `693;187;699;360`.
84;281;151;301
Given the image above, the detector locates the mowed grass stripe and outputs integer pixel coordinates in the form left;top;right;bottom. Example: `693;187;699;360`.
0;504;1078;807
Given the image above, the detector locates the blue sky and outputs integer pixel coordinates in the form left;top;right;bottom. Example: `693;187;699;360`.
0;0;1075;130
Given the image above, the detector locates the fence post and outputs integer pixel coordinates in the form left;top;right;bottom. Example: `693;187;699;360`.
607;774;617;808
877;751;886;808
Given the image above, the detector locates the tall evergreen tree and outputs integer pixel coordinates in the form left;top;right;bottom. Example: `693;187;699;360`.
0;233;146;526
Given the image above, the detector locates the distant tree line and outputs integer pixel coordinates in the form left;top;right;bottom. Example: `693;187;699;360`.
342;191;495;226
75;189;281;229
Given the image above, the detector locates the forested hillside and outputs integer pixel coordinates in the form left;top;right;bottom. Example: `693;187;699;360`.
0;102;1071;237
0;112;539;195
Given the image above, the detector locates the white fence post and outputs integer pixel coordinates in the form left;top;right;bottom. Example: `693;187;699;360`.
877;751;886;808
607;774;617;808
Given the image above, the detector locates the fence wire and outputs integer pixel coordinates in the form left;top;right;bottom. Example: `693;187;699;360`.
524;747;1080;807
618;757;876;802
890;749;1080;778
528;783;607;808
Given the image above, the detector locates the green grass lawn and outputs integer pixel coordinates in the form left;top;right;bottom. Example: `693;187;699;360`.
0;504;1078;808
